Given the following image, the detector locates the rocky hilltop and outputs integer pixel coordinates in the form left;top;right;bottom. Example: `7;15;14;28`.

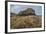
18;8;36;16
11;8;36;16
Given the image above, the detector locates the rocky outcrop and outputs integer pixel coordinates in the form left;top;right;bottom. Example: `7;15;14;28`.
18;8;35;16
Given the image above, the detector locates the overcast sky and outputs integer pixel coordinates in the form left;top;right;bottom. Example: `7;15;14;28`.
10;5;42;15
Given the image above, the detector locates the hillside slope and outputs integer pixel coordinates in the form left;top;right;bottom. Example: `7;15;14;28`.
10;15;42;29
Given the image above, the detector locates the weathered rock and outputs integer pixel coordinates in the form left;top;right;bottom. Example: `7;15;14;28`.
19;8;35;16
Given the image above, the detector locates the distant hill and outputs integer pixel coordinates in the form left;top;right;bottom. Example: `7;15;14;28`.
10;8;36;16
18;8;36;16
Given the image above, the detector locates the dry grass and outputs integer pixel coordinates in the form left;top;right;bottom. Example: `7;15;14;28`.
10;15;42;29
